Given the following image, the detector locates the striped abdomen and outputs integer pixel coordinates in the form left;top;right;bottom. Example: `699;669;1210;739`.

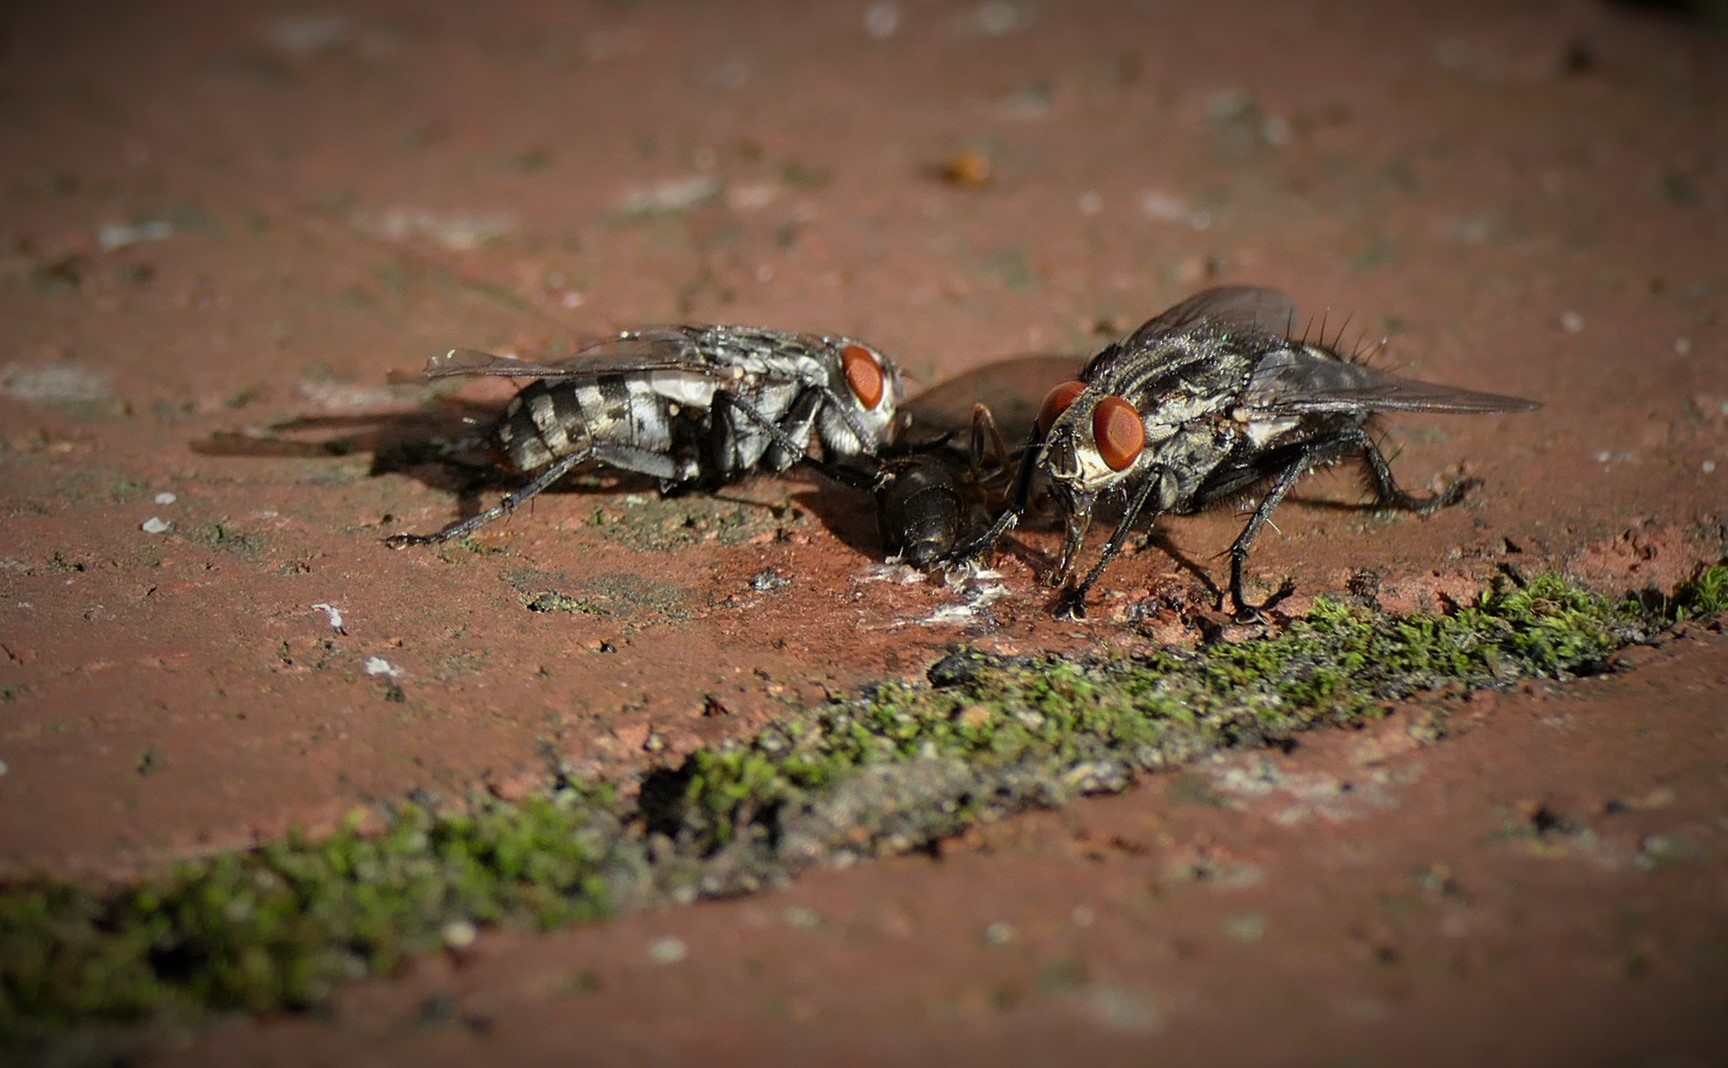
492;375;675;473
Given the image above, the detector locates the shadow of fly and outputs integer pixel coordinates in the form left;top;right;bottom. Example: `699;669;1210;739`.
945;286;1541;620
385;325;905;546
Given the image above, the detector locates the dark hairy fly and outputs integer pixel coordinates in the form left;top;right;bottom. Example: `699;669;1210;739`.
947;286;1541;620
385;325;905;546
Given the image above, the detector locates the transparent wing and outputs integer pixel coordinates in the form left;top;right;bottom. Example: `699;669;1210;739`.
414;328;712;382
1124;286;1300;347
1244;348;1541;415
902;354;1086;443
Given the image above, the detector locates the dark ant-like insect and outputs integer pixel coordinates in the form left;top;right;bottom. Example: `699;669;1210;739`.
870;354;1084;568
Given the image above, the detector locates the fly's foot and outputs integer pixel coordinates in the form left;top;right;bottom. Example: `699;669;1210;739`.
1397;477;1483;517
1433;476;1482;511
384;530;461;549
1229;577;1295;624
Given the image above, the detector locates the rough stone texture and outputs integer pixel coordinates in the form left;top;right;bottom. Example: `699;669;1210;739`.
2;0;1724;1061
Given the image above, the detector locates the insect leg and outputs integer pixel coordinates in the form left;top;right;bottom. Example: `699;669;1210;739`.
1351;426;1479;515
384;449;591;547
942;424;1043;566
1225;449;1329;622
709;388;872;487
1224;426;1475;620
1054;465;1174;621
968;403;1010;478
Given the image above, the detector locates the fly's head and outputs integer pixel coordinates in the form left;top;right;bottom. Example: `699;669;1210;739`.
1033;378;1148;583
819;339;906;457
1034;378;1148;500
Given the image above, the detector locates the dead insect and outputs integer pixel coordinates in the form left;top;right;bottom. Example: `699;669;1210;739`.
948;286;1541;620
875;403;1010;567
385;325;905;546
873;354;1084;567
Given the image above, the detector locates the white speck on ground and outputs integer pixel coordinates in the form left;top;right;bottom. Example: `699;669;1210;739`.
648;937;688;964
441;920;478;950
863;3;900;39
620;177;722;215
311;603;347;634
354;206;515;250
0;362;112;403
97;220;174;251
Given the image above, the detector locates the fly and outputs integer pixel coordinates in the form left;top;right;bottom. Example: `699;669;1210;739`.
873;354;1083;567
385;325;905;546
875;403;1011;567
947;286;1541;620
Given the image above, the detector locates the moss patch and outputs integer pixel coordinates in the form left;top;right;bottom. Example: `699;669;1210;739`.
1;569;1723;1052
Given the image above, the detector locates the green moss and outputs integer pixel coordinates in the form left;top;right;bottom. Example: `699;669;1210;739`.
1;794;626;1044
1;568;1722;1051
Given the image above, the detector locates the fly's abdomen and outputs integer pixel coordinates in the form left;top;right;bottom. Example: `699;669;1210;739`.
492;380;591;471
876;452;984;568
493;374;679;473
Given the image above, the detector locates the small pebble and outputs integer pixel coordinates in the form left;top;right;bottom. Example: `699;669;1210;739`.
154;492;177;505
141;517;169;534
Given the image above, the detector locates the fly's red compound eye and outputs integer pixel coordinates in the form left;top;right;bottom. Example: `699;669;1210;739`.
1037;380;1088;435
1092;396;1145;471
842;344;887;410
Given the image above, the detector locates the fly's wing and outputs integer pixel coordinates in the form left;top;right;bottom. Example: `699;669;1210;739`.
1085;286;1300;378
411;328;710;382
901;354;1086;445
1127;286;1299;346
1242;347;1541;415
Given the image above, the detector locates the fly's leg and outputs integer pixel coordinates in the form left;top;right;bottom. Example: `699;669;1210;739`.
1054;465;1173;621
709;388;879;489
385;442;686;547
968;404;1010;480
1225;452;1316;622
1352;426;1479;515
384;450;590;547
1223;427;1476;621
941;424;1044;567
